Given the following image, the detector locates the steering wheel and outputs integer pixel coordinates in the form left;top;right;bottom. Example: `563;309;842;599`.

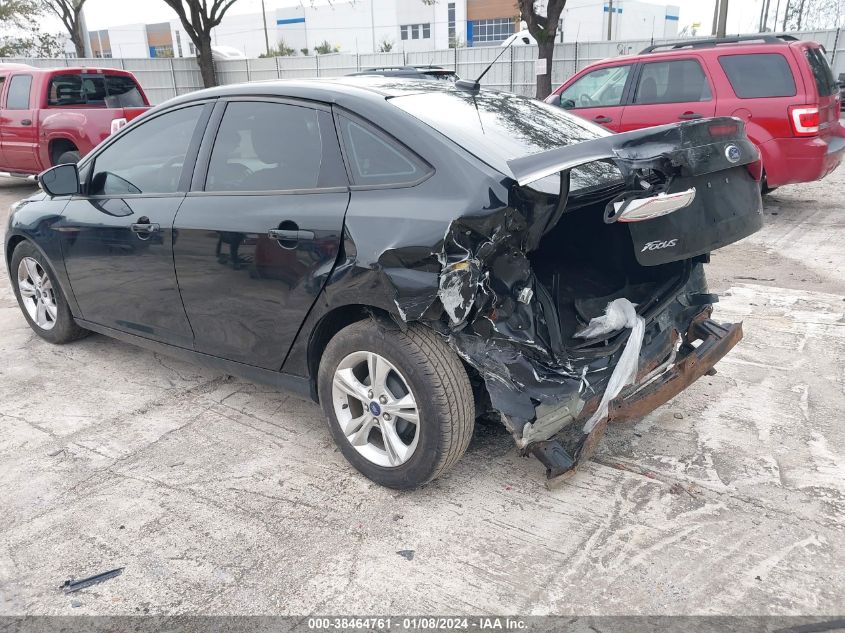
579;94;598;107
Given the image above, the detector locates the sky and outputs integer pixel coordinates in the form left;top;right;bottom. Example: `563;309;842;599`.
77;0;765;35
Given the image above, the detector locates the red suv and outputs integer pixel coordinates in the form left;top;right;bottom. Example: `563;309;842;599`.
547;35;844;190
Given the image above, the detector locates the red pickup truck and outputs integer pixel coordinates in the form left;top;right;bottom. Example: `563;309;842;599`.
0;64;150;177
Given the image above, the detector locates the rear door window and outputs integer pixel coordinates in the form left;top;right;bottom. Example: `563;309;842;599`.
719;53;797;98
205;101;346;192
6;75;33;109
633;59;712;104
804;47;836;97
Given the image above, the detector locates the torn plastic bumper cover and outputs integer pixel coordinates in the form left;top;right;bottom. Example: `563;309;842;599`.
384;117;760;480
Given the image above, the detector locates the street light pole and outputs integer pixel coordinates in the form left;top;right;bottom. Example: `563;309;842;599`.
607;0;613;40
261;0;270;56
716;0;729;37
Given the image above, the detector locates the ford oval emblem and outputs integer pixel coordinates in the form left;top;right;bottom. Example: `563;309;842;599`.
725;144;742;163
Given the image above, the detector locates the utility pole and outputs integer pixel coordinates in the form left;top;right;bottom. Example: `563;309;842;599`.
261;0;270;56
370;0;376;53
607;0;614;40
716;0;730;37
759;0;772;31
79;6;93;58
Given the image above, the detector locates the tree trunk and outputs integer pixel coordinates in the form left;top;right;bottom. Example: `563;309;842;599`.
535;40;554;100
72;36;85;58
197;34;217;88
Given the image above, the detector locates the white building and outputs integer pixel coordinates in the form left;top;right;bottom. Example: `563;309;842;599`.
91;0;681;59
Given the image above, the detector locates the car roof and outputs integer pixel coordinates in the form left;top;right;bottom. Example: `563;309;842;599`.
0;64;134;76
163;75;460;109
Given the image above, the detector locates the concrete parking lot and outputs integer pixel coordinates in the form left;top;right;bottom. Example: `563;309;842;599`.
0;165;843;616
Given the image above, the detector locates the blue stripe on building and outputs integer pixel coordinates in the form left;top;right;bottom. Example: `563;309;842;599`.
466;20;473;47
603;6;623;13
149;46;157;57
665;14;680;21
276;17;306;25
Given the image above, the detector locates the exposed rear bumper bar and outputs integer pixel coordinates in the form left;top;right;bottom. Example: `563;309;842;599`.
530;312;743;483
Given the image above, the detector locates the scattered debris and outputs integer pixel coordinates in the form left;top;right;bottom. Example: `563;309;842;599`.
397;550;415;561
60;567;124;594
392;514;403;522
673;412;684;420
70;600;82;608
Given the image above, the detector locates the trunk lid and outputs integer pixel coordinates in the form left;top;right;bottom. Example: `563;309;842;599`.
508;116;764;266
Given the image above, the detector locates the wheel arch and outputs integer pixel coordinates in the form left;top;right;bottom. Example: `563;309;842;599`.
5;233;80;317
48;138;79;165
305;303;396;400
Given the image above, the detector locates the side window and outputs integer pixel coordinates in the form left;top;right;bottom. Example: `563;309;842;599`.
634;60;712;104
804;48;836;97
205;101;345;192
338;117;430;186
719;53;797;99
6;75;33;110
558;65;631;109
89;105;203;196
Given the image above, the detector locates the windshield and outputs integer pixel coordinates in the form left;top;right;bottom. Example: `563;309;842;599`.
389;89;623;192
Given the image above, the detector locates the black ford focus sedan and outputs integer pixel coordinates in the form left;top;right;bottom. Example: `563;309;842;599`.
6;77;763;489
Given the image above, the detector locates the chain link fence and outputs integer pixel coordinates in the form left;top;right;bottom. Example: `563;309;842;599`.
3;29;841;104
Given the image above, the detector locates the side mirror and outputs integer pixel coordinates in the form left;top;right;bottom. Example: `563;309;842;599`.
39;163;80;197
561;98;576;110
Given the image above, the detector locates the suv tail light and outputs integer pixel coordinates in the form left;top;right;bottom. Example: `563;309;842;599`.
110;118;128;135
788;106;820;137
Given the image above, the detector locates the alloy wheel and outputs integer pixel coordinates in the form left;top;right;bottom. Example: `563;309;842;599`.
331;351;420;468
17;257;58;331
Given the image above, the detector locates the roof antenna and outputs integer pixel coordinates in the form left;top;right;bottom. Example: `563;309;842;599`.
456;31;528;93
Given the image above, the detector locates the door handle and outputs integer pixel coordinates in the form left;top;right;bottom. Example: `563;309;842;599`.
268;228;315;241
21;119;32;126
130;217;160;239
679;112;704;120
593;115;613;124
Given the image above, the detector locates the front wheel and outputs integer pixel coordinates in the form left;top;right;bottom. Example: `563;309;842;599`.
10;241;89;344
56;150;80;165
318;320;474;489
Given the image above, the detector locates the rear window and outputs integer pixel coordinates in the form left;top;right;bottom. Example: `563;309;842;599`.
804;47;836;97
719;53;796;98
390;89;622;192
47;73;145;107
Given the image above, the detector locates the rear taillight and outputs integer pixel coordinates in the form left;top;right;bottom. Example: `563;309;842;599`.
110;118;127;135
746;158;763;182
788;105;820;137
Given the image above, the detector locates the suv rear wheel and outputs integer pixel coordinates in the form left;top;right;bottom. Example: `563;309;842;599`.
318;320;474;489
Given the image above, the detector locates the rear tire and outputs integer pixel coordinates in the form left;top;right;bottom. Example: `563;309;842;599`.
56;150;80;165
318;319;474;489
10;241;89;344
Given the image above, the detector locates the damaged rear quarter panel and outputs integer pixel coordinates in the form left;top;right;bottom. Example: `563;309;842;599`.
282;98;762;477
